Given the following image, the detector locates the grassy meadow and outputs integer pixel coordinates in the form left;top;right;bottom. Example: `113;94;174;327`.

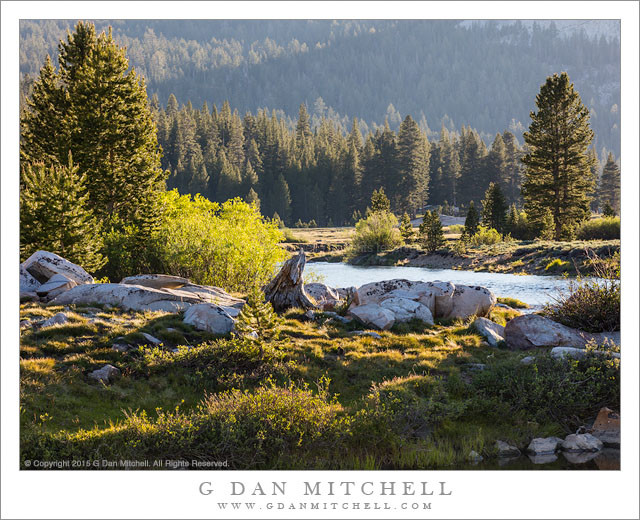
20;299;618;470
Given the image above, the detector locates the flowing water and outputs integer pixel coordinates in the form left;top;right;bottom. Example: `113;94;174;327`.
306;262;620;470
307;262;579;307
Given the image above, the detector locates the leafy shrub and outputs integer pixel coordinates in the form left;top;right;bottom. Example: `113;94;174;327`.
467;226;503;246
576;217;620;240
350;211;402;255
156;190;286;292
472;346;619;432
353;376;467;448
101;220;163;281
22;380;350;469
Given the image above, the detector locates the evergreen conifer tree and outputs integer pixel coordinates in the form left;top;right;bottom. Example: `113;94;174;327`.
370;187;391;213
419;210;444;253
481;182;508;233
521;72;595;239
20;155;105;271
464;201;480;237
602;201;615;217
599;152;620;215
397;115;430;215
235;285;281;341
244;188;261;210
20;21;166;276
399;212;414;241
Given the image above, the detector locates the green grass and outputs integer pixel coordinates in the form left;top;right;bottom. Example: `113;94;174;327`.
20;301;618;469
544;258;571;272
497;297;530;309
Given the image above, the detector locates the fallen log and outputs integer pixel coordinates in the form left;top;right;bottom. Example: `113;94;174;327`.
263;250;316;312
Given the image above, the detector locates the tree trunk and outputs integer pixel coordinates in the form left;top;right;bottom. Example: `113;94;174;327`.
262;250;316;312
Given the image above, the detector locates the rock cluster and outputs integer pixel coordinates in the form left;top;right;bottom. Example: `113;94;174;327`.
345;279;495;331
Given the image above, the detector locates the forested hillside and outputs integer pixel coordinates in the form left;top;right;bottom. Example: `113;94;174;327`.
20;19;620;155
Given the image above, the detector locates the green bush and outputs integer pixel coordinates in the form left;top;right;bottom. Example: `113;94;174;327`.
353;376;467;447
576;217;620;240
21;380;350;469
156;190;286;292
350;211;402;255
472;346;619;432
467;226;504;246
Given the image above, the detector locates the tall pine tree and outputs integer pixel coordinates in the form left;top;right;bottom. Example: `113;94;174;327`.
521;72;595;240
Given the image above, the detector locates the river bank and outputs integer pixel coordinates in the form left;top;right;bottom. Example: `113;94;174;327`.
297;237;620;277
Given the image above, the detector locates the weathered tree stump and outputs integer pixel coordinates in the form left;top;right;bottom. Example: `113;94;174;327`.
263;250;316;312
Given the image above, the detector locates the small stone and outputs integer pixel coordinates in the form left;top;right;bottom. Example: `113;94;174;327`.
88;364;121;384
520;356;536;365
141;332;162;345
472;317;505;347
560;433;603;453
166;328;177;333
468;363;486;371
496;440;521;458
526;437;563;455
20;320;32;330
41;312;68;328
468;450;483;462
112;343;134;353
304;310;316;320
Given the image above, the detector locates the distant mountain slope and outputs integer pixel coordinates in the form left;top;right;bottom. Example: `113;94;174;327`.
19;19;620;154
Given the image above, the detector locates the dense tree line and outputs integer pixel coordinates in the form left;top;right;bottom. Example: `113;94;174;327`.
154;95;545;225
20;19;621;155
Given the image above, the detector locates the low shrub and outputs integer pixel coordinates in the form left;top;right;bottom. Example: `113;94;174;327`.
352;376;467;448
472;346;620;432
22;379;350;469
349;211;402;255
467;226;503;246
576;217;620;240
542;254;620;332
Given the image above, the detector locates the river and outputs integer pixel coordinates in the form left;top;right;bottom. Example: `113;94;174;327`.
306;262;577;307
